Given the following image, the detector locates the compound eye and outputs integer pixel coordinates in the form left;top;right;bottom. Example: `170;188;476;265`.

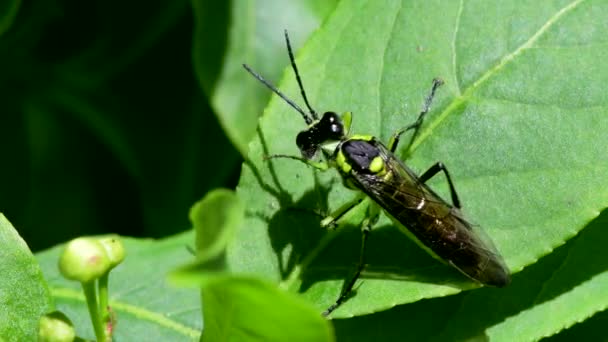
321;112;344;138
330;123;342;135
296;131;318;159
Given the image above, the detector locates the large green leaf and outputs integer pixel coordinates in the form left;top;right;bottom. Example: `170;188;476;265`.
194;0;338;155
232;0;608;321
37;233;201;341
0;214;52;340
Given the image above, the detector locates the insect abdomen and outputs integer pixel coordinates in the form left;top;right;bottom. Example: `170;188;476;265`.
388;205;510;287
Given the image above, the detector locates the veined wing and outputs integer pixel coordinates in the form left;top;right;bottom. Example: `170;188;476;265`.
344;139;510;287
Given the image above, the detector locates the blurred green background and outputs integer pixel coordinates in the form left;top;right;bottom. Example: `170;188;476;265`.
0;0;241;251
0;0;333;252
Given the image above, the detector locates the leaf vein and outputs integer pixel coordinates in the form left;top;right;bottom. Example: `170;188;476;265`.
451;0;464;95
410;0;586;153
378;0;404;139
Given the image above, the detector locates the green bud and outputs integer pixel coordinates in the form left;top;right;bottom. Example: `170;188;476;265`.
98;236;125;269
58;237;111;283
38;311;75;342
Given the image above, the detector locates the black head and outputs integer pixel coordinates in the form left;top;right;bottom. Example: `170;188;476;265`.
296;112;345;159
243;30;332;158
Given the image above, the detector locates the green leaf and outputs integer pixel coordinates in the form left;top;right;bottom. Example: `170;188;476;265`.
37;233;201;341
486;211;608;341
0;214;53;340
193;0;338;155
201;276;334;342
429;210;608;341
191;188;244;262
170;188;244;285
172;190;333;341
544;309;608;342
331;212;608;341
232;0;608;321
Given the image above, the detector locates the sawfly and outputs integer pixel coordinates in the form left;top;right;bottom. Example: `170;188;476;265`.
243;31;510;317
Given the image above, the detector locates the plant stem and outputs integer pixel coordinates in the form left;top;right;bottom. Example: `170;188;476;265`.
98;273;109;322
82;281;105;341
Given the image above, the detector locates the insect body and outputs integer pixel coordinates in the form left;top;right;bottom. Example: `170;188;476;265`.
243;31;510;316
335;136;510;287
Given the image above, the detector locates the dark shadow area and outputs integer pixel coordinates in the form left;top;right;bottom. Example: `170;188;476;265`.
0;0;241;250
531;207;608;303
299;222;473;293
265;187;333;280
333;293;467;341
543;308;608;342
245;126;337;280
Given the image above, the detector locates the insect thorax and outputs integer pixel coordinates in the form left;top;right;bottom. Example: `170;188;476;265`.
333;137;389;190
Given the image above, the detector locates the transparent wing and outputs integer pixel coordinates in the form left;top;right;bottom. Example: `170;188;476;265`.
345;141;510;286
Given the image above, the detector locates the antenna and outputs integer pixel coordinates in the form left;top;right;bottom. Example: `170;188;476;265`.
243;64;313;125
284;30;318;120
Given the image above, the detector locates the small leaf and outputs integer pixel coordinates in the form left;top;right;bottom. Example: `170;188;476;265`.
201;276;334;342
191;188;244;262
170;189;245;286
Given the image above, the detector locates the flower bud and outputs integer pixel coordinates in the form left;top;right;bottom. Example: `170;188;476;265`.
99;236;125;269
58;237;111;283
38;311;75;342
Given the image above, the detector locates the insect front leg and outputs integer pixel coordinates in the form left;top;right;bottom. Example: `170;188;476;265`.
388;78;444;154
418;162;461;209
265;154;331;171
323;203;380;317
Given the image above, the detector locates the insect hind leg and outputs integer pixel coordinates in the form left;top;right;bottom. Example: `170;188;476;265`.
419;162;461;209
389;78;444;154
323;204;380;317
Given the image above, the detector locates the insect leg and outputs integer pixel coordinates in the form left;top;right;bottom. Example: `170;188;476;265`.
388;78;444;153
265;154;330;171
323;203;380;317
418;162;461;208
320;195;366;228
